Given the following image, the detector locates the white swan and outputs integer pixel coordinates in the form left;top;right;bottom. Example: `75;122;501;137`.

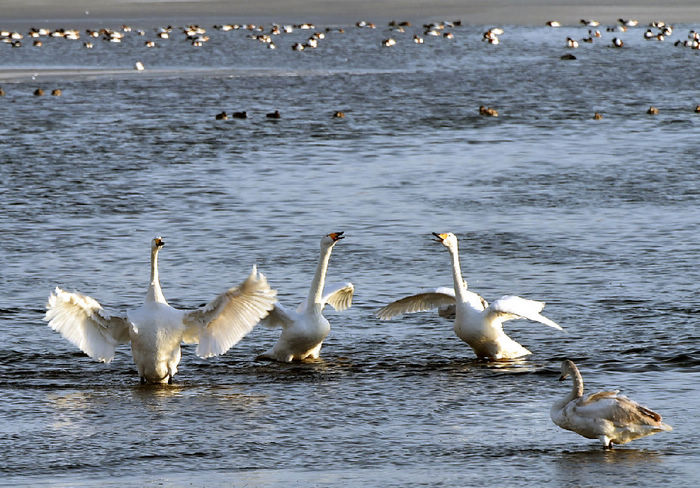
551;360;672;448
44;237;276;384
376;232;563;360
257;232;354;362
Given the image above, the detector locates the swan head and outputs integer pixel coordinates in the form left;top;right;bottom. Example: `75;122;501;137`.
151;236;165;251
322;232;345;248
559;359;577;380
432;232;458;249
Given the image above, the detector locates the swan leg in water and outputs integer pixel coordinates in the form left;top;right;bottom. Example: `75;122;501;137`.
45;237;277;383
551;360;672;448
257;232;354;362
376;232;563;360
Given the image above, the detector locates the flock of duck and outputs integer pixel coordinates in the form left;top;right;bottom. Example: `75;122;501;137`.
1;17;699;56
45;232;672;448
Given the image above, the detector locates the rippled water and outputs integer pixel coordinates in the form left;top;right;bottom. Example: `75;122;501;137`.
1;20;699;487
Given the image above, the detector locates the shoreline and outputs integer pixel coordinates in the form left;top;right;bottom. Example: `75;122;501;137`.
2;1;700;27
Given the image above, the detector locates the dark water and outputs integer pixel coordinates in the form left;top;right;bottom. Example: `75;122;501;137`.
1;21;699;487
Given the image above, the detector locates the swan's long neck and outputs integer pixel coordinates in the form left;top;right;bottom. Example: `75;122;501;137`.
306;244;333;312
559;364;585;406
146;247;167;304
447;243;469;303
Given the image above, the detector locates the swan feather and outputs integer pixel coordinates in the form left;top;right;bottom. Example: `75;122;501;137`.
44;287;130;363
183;266;277;358
376;287;456;320
322;282;355;311
486;295;563;330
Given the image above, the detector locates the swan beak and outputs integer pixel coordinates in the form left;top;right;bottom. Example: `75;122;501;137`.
154;237;164;248
432;232;447;242
558;374;567;381
329;232;345;241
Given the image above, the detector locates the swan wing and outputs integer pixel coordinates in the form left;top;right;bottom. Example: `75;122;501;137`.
44;287;130;363
182;266;277;358
260;302;296;328
485;295;563;330
322;282;355;311
574;393;669;427
376;287;456;320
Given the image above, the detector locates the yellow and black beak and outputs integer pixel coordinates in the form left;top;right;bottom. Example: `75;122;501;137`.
328;232;345;242
432;232;447;242
154;237;165;248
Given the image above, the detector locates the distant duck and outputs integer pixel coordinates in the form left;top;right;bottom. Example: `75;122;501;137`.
145;40;156;47
215;111;228;120
546;20;561;27
332;111;345;118
560;53;577;60
51;89;62;96
582;37;594;43
647;106;659;115
413;35;424;44
292;42;304;51
551;360;672;449
580;19;600;27
619;18;638;27
566;37;579;48
695;105;700;113
612;37;624;47
483;29;499;43
33;88;44;96
607;25;626;32
644;29;655;39
479;105;499;117
33;40;42;47
266;110;281;119
382;38;396;47
233;111;247;119
443;32;454;39
83;42;93;49
134;61;145;71
593;112;603;120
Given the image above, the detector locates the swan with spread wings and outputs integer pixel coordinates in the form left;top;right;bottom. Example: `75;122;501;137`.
44;237;276;383
376;232;563;360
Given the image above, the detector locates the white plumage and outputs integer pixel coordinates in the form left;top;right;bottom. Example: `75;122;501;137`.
45;237;276;383
257;232;354;362
376;232;563;360
551;360;672;448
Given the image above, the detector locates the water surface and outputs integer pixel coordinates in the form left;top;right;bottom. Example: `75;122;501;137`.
1;21;699;487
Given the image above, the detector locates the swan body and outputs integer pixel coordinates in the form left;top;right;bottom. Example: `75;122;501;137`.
258;233;354;362
551;360;672;448
376;232;563;360
45;237;276;383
